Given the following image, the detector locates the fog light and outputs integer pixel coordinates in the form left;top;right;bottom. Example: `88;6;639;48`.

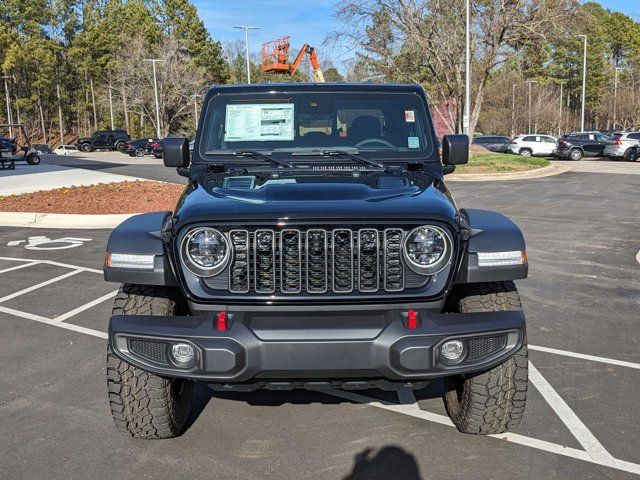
171;343;195;366
441;340;465;364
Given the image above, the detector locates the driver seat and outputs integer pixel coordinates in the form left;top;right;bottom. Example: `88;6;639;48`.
348;116;382;142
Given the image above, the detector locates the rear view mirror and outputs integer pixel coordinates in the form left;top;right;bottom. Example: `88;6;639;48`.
442;134;469;165
163;137;190;168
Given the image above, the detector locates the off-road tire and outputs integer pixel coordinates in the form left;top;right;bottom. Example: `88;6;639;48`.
115;141;126;152
107;284;193;439
443;281;528;435
80;142;92;152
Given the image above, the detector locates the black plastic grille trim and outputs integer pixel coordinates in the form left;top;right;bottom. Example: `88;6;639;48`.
128;338;170;365
466;335;508;361
254;229;276;293
229;229;250;293
383;228;404;292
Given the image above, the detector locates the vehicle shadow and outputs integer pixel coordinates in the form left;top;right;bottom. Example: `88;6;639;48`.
342;445;423;480
184;379;447;432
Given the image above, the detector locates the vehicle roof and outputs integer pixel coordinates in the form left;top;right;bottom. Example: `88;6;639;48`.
474;134;509;138
206;82;426;95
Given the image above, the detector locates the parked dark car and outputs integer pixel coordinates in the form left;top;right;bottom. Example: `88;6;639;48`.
0;136;17;154
103;83;529;440
32;144;53;154
124;138;162;157
76;130;130;152
553;131;609;160
472;135;510;153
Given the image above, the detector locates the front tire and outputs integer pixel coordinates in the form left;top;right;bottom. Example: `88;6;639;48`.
107;284;194;439
443;281;528;435
135;147;145;157
80;143;92;152
115;141;126;152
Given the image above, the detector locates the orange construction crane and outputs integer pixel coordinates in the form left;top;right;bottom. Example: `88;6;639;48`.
261;36;325;82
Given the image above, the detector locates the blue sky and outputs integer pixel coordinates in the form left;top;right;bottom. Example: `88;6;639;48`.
193;0;639;70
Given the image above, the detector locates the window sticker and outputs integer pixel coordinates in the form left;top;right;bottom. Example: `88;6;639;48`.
404;110;416;122
408;136;420;149
224;103;294;142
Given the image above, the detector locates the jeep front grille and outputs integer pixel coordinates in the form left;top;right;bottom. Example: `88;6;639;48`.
220;227;422;295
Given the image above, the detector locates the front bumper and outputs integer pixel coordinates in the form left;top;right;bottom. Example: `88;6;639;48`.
603;145;624;157
109;308;525;384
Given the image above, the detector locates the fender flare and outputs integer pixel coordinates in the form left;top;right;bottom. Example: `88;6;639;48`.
455;209;528;284
103;211;178;286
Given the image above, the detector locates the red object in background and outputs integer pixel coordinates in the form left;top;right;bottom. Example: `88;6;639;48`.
407;309;418;330
216;311;227;331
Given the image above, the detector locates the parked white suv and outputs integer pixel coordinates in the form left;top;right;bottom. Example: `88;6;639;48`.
604;131;640;161
508;135;557;157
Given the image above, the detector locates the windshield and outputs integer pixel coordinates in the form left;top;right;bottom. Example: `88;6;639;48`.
197;91;434;162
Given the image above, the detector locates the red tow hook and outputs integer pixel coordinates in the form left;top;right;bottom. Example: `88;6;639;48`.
407;309;419;330
216;311;228;331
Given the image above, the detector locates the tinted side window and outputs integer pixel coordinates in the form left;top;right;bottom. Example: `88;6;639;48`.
628;133;640;140
523;136;536;142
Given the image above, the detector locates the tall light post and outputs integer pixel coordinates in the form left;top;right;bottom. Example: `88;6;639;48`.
108;85;115;130
191;93;200;130
511;84;518;138
613;66;623;131
144;58;164;138
558;81;566;137
525;80;538;134
464;0;471;136
234;25;260;84
577;34;587;132
1;75;13;138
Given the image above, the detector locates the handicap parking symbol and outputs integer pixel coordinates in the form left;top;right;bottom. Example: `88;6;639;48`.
7;236;92;250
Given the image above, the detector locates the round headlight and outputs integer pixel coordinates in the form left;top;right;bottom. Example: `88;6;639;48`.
181;227;229;276
403;226;451;275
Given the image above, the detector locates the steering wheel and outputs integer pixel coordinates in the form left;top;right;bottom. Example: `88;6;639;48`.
355;138;395;148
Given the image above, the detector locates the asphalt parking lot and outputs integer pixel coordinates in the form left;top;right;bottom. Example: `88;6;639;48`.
0;158;639;479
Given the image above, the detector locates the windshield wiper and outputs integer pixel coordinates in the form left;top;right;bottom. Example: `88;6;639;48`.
292;149;386;170
204;150;293;168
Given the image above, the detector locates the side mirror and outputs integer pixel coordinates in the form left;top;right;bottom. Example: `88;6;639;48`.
442;134;469;165
163;137;190;168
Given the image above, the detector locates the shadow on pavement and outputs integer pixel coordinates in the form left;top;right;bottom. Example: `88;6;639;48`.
343;446;423;480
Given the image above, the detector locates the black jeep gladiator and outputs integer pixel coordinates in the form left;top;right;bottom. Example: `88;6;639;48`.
77;129;129;152
104;83;529;439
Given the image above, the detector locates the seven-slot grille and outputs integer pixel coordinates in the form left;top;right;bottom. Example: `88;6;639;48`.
225;228;407;294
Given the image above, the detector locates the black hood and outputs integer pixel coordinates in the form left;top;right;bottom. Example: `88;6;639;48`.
173;171;458;229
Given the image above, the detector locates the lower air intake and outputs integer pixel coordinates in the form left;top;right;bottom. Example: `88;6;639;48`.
128;338;170;365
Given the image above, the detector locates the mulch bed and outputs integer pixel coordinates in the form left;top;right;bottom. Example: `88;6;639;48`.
0;181;184;214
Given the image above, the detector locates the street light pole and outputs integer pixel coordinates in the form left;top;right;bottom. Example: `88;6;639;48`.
613;66;622;131
578;34;587;132
108;85;115;130
525;80;538;135
558;81;566;137
1;75;13;138
144;58;164;138
234;25;260;84
191;94;200;130
464;0;471;136
511;84;517;138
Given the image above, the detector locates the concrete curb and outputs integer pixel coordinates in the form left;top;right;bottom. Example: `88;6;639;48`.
447;163;571;182
0;211;136;229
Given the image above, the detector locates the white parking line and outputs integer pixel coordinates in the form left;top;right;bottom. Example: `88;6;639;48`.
54;290;119;322
0;256;102;274
0;261;39;274
528;362;614;461
0;305;107;339
0;270;81;304
529;344;640;370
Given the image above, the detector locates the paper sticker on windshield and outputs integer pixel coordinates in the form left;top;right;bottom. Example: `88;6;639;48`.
404;110;415;122
408;136;420;149
224;103;294;142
